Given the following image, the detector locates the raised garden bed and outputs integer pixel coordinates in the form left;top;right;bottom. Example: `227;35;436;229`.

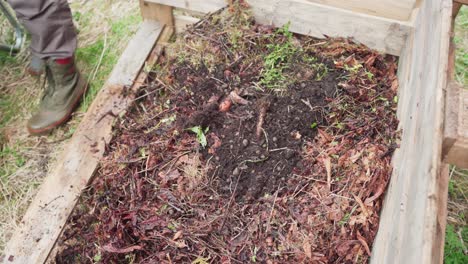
53;6;399;263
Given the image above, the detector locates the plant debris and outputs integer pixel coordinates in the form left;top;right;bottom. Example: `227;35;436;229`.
54;3;399;264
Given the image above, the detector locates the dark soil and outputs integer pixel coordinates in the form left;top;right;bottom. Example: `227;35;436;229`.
53;4;399;264
178;61;339;201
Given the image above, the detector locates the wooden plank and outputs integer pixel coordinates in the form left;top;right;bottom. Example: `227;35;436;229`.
146;0;411;55
2;21;165;264
443;81;468;168
144;0;226;14
175;14;200;33
304;0;417;21
246;0;412;56
140;0;174;27
371;0;452;263
455;0;468;5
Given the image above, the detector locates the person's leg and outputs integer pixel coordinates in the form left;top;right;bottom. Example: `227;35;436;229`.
6;0;77;59
6;0;86;135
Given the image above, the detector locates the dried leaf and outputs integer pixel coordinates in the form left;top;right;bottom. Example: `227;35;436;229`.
158;170;181;181
317;129;332;142
303;240;312;259
173;230;183;240
353;194;369;217
102;244;142;253
175;240;188;248
357;231;371;256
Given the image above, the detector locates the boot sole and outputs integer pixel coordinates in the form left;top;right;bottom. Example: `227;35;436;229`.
27;81;87;136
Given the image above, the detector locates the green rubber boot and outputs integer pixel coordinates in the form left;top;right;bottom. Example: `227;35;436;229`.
27;58;87;135
27;55;45;76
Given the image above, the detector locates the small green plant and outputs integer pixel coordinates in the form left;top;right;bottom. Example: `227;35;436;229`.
93;253;102;263
344;63;363;74
260;22;297;89
187;126;209;148
365;70;374;80
313;63;329;81
444;224;468;264
310;122;318;129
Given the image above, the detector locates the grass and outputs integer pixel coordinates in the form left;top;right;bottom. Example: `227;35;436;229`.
445;224;468;264
445;6;468;263
0;0;140;251
260;23;297;89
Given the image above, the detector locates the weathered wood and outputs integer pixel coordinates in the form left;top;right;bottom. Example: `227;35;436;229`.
145;0;226;14
146;0;412;55
140;0;174;27
443;81;468;168
2;21;165;264
146;0;419;21
247;0;412;56
371;0;452;263
305;0;417;20
175;15;200;33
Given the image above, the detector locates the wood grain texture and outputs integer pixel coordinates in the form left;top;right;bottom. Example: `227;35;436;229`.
443;81;468;168
304;0;417;20
145;0;226;13
146;0;412;55
1;21;165;264
371;0;452;263
175;15;200;33
140;0;174;26
245;0;412;56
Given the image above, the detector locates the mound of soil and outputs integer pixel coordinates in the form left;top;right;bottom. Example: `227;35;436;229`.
54;5;399;264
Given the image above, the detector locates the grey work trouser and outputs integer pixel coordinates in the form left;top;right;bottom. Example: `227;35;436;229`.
6;0;77;59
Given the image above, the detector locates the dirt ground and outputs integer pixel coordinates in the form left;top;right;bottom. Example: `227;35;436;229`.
54;5;399;264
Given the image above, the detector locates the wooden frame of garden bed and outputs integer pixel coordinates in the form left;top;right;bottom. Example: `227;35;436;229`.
2;0;466;263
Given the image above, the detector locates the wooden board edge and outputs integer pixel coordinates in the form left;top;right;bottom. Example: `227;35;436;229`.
432;163;450;263
246;0;412;56
147;0;412;55
424;0;452;262
146;0;419;21
144;0;226;14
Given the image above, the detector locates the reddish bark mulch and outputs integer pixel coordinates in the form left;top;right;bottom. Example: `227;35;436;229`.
54;4;399;264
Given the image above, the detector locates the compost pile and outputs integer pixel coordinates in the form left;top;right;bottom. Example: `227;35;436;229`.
55;4;399;264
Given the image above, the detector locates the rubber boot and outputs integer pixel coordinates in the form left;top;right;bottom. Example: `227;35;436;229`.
27;55;45;76
27;58;87;135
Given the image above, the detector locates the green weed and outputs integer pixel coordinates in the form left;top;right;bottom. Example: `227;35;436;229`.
260;23;297;89
188;126;209;148
444;224;468;264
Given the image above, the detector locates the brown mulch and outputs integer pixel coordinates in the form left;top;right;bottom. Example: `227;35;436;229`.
54;3;399;264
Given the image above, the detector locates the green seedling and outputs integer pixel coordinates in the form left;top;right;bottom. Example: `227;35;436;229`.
344;63;363;74
260;22;297;89
310;122;318;129
188;126;209;148
365;70;374;80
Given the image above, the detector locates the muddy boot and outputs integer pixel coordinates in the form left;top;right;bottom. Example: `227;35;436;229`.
27;55;45;76
27;58;87;135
